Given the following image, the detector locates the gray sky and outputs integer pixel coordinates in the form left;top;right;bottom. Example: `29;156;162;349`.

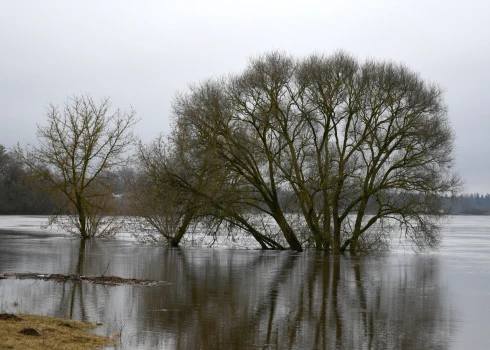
1;0;489;193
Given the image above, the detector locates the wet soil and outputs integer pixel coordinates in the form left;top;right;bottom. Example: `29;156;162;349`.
0;313;23;321
19;327;41;336
1;273;162;286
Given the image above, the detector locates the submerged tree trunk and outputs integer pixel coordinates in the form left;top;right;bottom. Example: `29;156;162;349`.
274;212;302;252
170;211;195;247
76;194;89;239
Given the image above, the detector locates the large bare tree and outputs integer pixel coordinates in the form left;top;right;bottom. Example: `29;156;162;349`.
162;51;460;252
16;95;138;238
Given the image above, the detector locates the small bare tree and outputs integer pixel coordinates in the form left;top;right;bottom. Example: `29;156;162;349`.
133;118;286;249
128;135;199;246
16;95;138;238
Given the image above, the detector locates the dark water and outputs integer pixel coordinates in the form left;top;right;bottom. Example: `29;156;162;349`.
0;216;490;349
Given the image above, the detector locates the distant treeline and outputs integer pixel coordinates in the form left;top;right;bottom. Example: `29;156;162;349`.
0;144;131;215
1;144;489;216
441;194;490;215
0;145;56;214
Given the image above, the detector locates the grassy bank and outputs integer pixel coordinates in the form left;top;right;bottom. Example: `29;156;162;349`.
0;313;115;349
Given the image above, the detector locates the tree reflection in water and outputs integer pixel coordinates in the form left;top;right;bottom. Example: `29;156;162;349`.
0;239;455;349
134;250;454;349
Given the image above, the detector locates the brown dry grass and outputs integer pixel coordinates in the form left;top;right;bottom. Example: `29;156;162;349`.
0;313;115;349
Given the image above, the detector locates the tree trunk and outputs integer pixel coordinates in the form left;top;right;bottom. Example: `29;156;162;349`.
76;194;88;239
275;212;303;252
170;211;194;247
348;197;368;253
331;177;343;254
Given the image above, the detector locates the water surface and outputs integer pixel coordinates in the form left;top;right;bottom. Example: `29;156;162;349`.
0;216;489;349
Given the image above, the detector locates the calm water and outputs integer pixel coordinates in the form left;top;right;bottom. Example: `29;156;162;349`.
0;216;489;349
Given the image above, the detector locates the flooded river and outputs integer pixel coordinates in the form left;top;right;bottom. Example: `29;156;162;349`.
0;215;489;349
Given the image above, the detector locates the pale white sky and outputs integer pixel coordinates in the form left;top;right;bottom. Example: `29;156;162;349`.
1;0;489;193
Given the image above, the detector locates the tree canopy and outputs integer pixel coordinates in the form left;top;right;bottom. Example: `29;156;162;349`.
139;51;460;252
16;95;138;238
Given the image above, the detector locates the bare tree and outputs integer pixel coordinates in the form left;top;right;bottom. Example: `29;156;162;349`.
132;119;285;249
294;54;461;252
128;135;199;246
16;95;138;238
166;51;460;252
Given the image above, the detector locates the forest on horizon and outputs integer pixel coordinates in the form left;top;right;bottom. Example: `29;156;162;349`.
0;145;488;216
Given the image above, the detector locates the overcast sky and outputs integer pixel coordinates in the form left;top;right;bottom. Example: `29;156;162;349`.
1;0;489;193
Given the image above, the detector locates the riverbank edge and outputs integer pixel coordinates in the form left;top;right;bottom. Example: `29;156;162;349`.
0;313;116;349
